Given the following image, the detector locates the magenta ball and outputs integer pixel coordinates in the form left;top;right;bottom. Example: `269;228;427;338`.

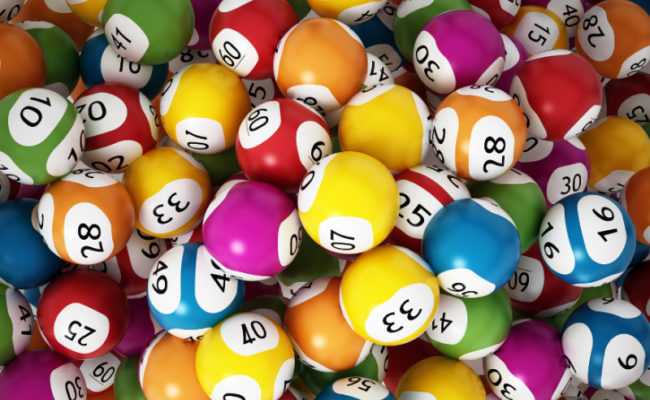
189;0;222;50
0;350;87;400
495;34;528;94
413;10;505;98
484;320;571;400
515;136;591;208
113;297;163;357
202;181;302;281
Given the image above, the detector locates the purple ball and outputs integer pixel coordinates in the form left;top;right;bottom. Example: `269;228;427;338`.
515;136;591;208
188;0;222;50
413;10;505;98
0;350;87;400
202;181;302;281
484;320;571;400
113;297;163;357
495;34;528;94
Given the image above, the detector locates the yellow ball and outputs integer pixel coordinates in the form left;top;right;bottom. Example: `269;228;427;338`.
396;356;486;400
66;0;108;27
339;84;431;173
579;116;650;194
195;312;295;400
160;63;251;155
306;0;389;25
121;147;212;238
297;151;399;255
340;244;440;346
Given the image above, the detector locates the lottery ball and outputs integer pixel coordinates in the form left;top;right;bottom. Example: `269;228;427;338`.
121;147;212;238
383;338;439;394
0;284;33;367
414;10;505;98
210;0;298;80
495;34;528;94
75;83;158;174
340;245;440;346
485;319;571;400
274;18;367;113
243;77;285;109
425;288;512;361
243;295;289;327
0;350;87;400
580;116;650;194
38;269;129;359
563;298;650;389
603;71;650;125
388;164;470;255
65;0;107;27
576;0;650;79
622;262;650;323
0;199;66;288
306;0;388;24
515;136;591;208
362;54;395;88
38;169;135;265
507;243;584;317
0;171;19;204
114;356;146;399
616;367;650;400
511;50;602;141
469;0;519;29
102;0;194;66
114;296;163;357
622;168;650;246
430;86;527;181
0;23;46;101
236;98;332;193
539;192;635;287
297;152;399;255
339;84;431;173
168;49;218;78
503;6;568;56
79;30;169;101
203;180;302;280
350;1;404;72
522;0;587;45
188;0;221;50
396;356;485;400
0;87;84;185
317;377;395;400
73;351;123;396
285;277;372;372
422;198;521;298
195;312;295;400
160;63;251;155
0;0;24;22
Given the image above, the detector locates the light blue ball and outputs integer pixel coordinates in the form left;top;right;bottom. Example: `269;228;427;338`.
350;2;405;72
316;377;396;400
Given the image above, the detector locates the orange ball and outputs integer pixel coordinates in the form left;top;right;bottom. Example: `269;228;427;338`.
502;6;568;56
274;18;367;114
0;23;46;101
621;167;650;246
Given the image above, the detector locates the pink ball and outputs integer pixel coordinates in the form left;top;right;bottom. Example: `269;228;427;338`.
188;0;222;50
495;34;528;94
113;297;163;357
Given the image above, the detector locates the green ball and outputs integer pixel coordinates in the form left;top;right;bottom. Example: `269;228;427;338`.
618;369;650;400
393;0;472;62
644;122;650;139
0;284;32;368
18;21;80;98
102;0;194;66
467;168;547;253
425;288;512;360
114;356;147;400
193;145;241;188
0;88;84;185
286;0;312;20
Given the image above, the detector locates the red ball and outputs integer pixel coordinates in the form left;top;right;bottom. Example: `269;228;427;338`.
236;99;332;193
210;0;299;80
38;270;130;360
622;261;650;322
468;0;520;29
604;71;650;125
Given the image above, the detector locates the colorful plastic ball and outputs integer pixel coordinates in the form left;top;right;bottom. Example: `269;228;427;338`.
80;30;169;101
495;34;528;94
196;312;295;400
316;377;395;400
114;356;146;400
616;367;650;400
430;86;527;181
236;99;332;193
73;351;123;396
383;337;439;394
603;72;650;125
243;77;285;109
484;319;571;400
396;356;485;400
621;168;650;247
362;54;394;88
210;0;298;80
425;288;512;361
413;10;505;98
65;0;107;27
0;0;25;22
274;18;367;113
0;170;19;204
0;284;33;367
170;222;203;247
522;0;587;45
339;84;430;173
102;0;194;66
203;180;302;280
0;23;46;101
168;48;217;75
38;269;129;359
576;0;650;79
121;147;212;238
188;0;221;50
563;297;650;389
580;116;650;194
306;0;388;24
114;296;163;357
507;243;584;317
160;63;251;155
510;50;602;141
243;295;289;327
469;0;520;29
0;350;87;400
502;6;568;56
422;198;521;298
622;262;650;322
388;164;470;255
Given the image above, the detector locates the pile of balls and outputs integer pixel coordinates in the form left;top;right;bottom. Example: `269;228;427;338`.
2;0;650;399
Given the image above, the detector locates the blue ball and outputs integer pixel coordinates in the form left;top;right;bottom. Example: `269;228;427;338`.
562;297;650;390
316;377;396;400
0;199;66;289
80;30;169;100
350;2;405;72
629;0;650;16
422;198;521;298
147;242;245;341
538;193;635;287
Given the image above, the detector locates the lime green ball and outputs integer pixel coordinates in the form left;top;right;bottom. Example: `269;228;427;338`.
193;145;241;188
18;21;80;98
114;356;147;400
0;284;33;368
425;288;512;360
467;168;547;253
102;0;194;66
644;122;650;139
